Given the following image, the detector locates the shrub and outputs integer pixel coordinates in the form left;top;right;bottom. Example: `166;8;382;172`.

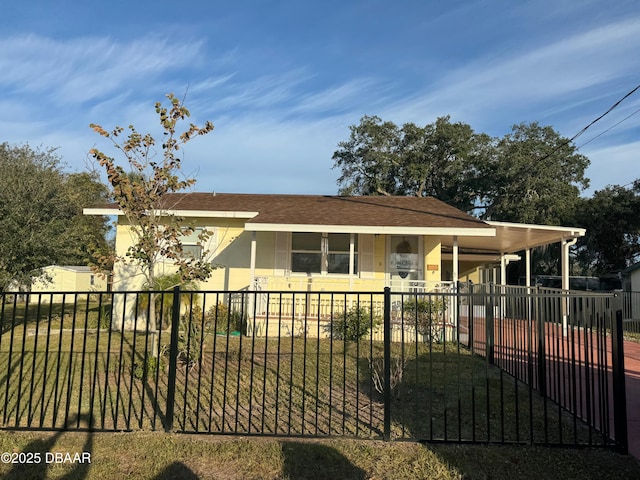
403;297;447;343
369;356;406;399
98;303;112;329
133;355;165;380
178;312;205;368
207;303;246;334
329;306;380;342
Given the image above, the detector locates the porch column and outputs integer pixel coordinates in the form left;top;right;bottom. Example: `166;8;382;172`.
452;235;459;285
250;231;257;289
500;255;507;286
452;235;459;331
525;247;532;325
349;233;355;291
561;238;577;336
561;238;577;292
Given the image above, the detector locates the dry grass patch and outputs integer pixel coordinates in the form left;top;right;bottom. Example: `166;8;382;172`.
0;431;639;480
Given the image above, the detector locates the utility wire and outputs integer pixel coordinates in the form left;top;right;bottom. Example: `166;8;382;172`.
570;84;640;142
577;106;640;149
534;83;640;164
478;83;640;214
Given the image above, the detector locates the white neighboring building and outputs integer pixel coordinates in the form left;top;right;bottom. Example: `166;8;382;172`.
31;265;108;302
622;261;640;292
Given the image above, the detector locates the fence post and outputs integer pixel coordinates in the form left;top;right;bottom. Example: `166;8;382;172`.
165;286;181;432
611;309;628;454
383;286;391;442
487;283;495;365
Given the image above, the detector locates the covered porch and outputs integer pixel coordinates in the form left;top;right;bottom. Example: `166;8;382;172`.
245;221;586;294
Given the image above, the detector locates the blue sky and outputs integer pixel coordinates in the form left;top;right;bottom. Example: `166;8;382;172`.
2;0;639;196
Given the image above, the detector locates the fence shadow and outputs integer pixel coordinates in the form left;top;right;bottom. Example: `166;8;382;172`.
2;413;93;480
280;441;367;480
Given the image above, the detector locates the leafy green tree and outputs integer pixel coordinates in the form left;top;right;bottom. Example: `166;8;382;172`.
0;143;111;291
574;183;640;274
89;93;215;330
482;122;590;224
333;118;590;225
333;115;403;197
400;117;493;213
138;273;198;330
333;116;491;212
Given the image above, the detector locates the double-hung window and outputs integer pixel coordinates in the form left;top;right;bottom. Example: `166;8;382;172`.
291;233;358;275
180;227;205;259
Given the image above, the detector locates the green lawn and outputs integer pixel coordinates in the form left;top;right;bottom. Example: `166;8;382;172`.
0;299;636;478
0;430;638;480
1;319;605;447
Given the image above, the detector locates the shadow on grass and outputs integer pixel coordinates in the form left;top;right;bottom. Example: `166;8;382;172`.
152;461;199;479
280;441;367;480
361;341;603;445
2;413;93;480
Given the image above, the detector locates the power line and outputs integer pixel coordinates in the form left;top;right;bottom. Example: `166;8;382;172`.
534;83;640;164
577;106;640;149
570;83;640;143
480;83;640;212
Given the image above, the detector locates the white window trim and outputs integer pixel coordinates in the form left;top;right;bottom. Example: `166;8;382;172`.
289;232;359;277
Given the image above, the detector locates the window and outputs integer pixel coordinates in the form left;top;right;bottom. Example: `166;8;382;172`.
291;233;358;274
180;228;205;259
327;233;358;274
291;232;322;273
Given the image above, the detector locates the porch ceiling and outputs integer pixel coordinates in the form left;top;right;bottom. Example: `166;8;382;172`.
440;221;586;254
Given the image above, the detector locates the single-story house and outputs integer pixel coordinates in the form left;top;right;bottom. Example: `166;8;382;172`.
84;193;586;294
622;261;640;292
30;265;108;302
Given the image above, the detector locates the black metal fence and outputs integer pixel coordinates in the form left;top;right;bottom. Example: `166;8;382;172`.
0;286;629;452
621;290;640;334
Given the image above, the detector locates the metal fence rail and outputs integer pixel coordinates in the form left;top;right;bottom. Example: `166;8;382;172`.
456;285;625;449
621;291;640;334
0;286;628;452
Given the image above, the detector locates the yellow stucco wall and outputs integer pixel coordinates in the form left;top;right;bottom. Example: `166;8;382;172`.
372;234;386;280
423;236;442;285
112;217;456;292
114;218;275;291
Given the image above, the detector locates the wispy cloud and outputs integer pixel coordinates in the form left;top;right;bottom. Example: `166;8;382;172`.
2;1;639;197
382;16;640;131
582;140;640;191
0;34;205;104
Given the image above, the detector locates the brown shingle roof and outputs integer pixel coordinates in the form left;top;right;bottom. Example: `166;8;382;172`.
95;193;491;230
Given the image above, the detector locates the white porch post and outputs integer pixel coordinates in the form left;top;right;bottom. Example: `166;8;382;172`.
249;231;257;331
452;235;459;332
500;255;507;319
561;238;577;292
250;231;257;289
561;237;577;336
452;236;459;285
525;247;533;328
349;233;355;291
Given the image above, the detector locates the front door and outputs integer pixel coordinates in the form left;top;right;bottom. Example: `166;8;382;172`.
388;235;422;288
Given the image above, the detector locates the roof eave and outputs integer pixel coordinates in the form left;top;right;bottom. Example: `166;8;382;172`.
244;222;496;236
83;208;258;219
